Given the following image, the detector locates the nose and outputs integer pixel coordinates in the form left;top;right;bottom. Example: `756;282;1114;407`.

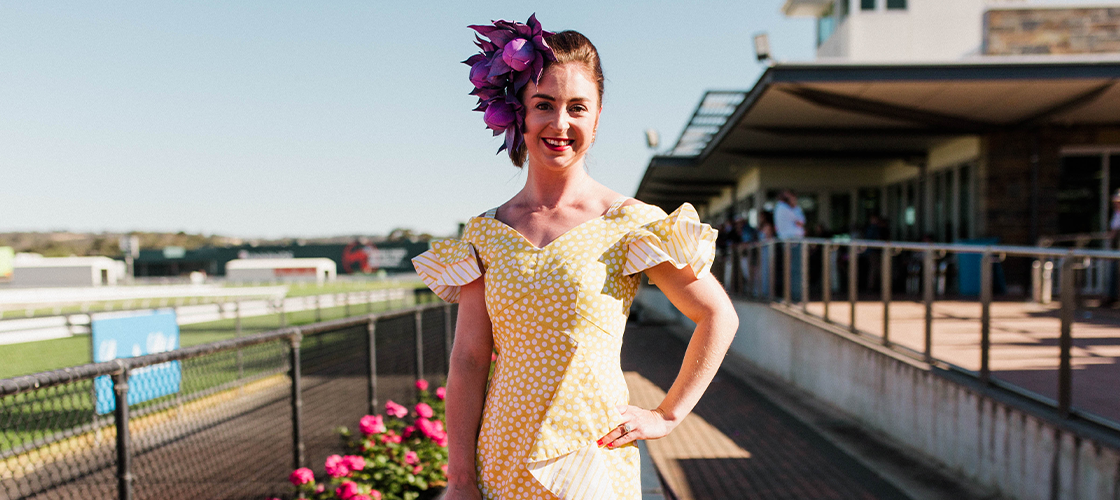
548;109;570;134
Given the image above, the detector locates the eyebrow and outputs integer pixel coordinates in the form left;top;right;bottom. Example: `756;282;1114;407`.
531;93;589;102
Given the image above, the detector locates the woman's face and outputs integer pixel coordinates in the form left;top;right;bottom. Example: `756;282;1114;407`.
522;63;600;171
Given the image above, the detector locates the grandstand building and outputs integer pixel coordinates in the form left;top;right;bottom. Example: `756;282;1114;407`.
636;0;1120;246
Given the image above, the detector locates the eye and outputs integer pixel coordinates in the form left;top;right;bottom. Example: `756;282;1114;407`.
535;102;552;111
569;104;587;113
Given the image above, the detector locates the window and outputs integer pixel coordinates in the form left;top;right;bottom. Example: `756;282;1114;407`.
861;0;875;10
886;0;906;10
817;3;837;46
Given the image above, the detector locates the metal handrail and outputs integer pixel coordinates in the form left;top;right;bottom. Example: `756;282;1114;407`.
721;237;1120;432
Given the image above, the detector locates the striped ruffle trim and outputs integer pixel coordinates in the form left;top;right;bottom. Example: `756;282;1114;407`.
411;239;482;303
527;442;618;500
622;202;717;280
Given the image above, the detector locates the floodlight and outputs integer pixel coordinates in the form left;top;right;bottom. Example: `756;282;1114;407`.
754;33;771;62
645;129;660;149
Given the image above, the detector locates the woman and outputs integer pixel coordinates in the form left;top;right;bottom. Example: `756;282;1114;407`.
413;17;738;500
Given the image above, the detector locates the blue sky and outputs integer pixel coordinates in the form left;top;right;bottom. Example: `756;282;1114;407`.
1;1;815;238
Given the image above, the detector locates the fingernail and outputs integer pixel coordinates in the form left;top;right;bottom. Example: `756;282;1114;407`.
607;443;614;449
596;439;602;446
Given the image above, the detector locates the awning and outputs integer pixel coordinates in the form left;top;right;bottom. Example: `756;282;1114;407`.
636;56;1120;210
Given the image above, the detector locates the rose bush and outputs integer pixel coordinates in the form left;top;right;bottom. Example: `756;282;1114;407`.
289;380;447;500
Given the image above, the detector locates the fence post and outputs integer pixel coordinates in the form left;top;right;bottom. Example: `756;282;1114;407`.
849;244;859;333
289;331;305;469
800;242;809;312
315;295;322;323
415;310;425;391
821;243;831;322
367;318;378;416
279;298;287;327
923;250;935;363
767;242;776;301
235;301;244;381
980;252;992;384
113;365;133;500
882;246;892;345
1059;257;1076;418
783;242;792;305
444;303;454;371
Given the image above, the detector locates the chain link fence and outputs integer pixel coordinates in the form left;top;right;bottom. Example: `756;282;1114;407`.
1;294;455;500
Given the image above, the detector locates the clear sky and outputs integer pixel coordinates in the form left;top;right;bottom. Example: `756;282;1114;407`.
1;2;816;238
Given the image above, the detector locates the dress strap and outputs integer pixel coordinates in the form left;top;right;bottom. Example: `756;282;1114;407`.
482;207;499;219
606;196;629;215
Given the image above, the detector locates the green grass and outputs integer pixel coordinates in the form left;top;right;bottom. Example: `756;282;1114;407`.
278;279;425;297
0;279;425;320
0;294;419;379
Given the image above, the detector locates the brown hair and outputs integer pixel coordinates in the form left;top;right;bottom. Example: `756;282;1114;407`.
509;30;604;167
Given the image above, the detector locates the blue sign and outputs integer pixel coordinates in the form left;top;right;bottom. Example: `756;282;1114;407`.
92;310;181;414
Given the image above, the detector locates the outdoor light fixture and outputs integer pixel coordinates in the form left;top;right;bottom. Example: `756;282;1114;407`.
754;33;771;62
645;129;660;149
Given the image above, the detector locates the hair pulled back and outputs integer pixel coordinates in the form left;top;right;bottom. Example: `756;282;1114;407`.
509;30;604;167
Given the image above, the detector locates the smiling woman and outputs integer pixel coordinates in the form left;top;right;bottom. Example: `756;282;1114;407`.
413;15;738;500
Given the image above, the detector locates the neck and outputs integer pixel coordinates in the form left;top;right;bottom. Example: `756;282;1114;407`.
519;159;592;209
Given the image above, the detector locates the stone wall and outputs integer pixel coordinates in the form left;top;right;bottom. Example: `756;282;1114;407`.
985;8;1120;55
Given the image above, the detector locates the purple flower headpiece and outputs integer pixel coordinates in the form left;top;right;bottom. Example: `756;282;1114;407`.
464;14;556;154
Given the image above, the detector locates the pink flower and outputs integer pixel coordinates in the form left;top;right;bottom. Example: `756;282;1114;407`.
385;400;408;418
315;484;326;494
325;454;350;478
413;465;424;474
432;419;444;432
288;467;314;486
415;379;429;391
405;450;419;464
342;455;365;472
352;496;371;500
336;481;359;500
370;491;382;500
436;387;446;400
441;464;449;474
491;352;497;362
403;426;415;438
359;415;386;435
415;403;434;419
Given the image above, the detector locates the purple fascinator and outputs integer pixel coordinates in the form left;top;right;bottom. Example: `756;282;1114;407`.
464;13;556;154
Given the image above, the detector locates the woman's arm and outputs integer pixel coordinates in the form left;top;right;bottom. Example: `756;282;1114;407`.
443;278;493;497
600;264;738;448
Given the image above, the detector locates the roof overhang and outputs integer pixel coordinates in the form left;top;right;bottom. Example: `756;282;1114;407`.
636;56;1120;211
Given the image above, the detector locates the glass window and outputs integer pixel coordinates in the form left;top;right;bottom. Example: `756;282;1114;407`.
886;0;906;10
958;164;972;240
861;0;875;10
830;192;852;235
817;2;837;46
1057;155;1104;235
839;0;850;18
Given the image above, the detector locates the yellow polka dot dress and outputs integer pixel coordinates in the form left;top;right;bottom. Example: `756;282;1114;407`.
412;199;716;500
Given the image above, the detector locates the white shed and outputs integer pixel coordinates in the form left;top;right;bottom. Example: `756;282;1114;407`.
225;258;336;284
9;254;125;288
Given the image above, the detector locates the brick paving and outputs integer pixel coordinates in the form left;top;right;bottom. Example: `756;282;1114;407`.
622;323;911;500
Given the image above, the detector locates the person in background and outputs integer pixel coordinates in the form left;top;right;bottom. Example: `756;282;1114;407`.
774;191;806;301
1106;190;1120;306
755;211;776;297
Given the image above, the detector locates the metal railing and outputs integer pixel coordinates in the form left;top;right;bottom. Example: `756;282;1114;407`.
718;238;1120;432
0;296;455;500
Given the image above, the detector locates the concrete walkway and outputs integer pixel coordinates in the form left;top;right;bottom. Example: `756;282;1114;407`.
621;322;915;500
